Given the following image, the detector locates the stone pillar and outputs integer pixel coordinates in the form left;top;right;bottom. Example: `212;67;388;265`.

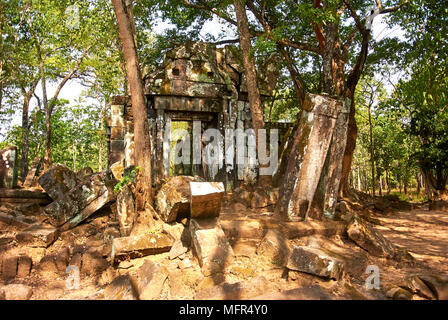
0;146;18;189
275;94;343;221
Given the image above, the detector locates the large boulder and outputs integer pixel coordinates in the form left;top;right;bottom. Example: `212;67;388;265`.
38;164;78;200
111;232;174;262
155;176;202;223
347;217;399;259
286;246;344;280
190;218;234;276
43;171;116;231
190;182;225;219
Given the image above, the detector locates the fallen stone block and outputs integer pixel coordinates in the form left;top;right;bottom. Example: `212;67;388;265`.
1;284;33;300
81;248;109;276
286;246;344;280
16;256;32;278
1;256;18;280
347;217;398;259
190;218;234;276
0;146;18;189
0;189;52;205
111;233;174;262
0;212;38;229
386;287;413;300
38;164;78;200
169;239;190;260
23;156;43;188
76;167;94;181
16;223;59;248
129;260;169;300
403;275;437;300
194;276;273;300
43;171;116;230
110;160;124;181
155;176;201;223
190;182;224;219
37;248;69;277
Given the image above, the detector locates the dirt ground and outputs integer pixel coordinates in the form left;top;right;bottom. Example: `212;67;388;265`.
1;194;447;300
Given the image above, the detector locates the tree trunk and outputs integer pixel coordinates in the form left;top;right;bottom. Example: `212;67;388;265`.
368;104;375;197
340;97;357;196
234;0;269;186
112;0;152;209
20;80;39;181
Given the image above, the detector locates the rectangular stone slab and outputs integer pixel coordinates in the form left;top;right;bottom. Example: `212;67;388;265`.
190;182;224;219
43;171;116;228
38;164;78;201
111;233;174;262
286;246;344;280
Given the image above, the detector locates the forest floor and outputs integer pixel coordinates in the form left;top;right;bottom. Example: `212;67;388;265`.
1;191;447;300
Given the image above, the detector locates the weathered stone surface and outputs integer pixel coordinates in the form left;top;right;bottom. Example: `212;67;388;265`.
190;218;234;276
347;217;398;259
23;156;42;188
169;238;190;260
116;185;135;236
286;246;344;280
1;256;18;280
76;167;94;181
0;146;18;189
111;233;174;262
81;248;109;275
403;275;437;300
103;275;138;300
155;176;198;223
194;276;273;300
43;171;116;230
386;287;413;300
256;229;290;266
416;274;448;300
38;164;78;200
15;223;59;248
16;256;32;278
1;284;33;300
37;248;69;277
190;182;224;219
129;260;169;300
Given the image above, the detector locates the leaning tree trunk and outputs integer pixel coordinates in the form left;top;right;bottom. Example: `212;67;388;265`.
112;0;152;209
234;0;270;185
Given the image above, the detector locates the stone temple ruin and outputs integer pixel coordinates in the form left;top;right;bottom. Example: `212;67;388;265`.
106;41;292;189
